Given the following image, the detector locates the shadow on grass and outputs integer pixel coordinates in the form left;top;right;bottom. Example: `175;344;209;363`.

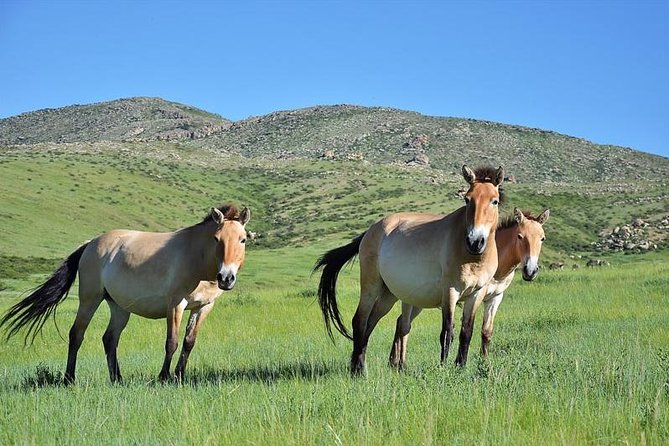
17;363;64;390
128;359;341;387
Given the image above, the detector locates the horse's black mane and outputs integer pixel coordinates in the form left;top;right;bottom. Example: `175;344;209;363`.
472;166;506;205
197;203;241;225
497;210;536;230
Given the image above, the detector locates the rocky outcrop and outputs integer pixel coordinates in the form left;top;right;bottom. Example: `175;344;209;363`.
406;153;430;166
586;258;611;267
594;216;668;253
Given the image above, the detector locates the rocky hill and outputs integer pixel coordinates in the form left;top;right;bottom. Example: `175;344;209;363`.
1;98;667;183
198;105;667;183
0;97;231;144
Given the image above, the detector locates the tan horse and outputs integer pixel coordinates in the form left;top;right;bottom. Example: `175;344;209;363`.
316;165;504;374
389;207;549;368
0;204;250;384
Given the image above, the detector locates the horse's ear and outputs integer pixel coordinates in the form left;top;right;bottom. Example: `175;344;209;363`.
239;207;251;226
513;207;525;224
537;209;550;225
462;165;476;185
493;166;504;186
211;208;225;225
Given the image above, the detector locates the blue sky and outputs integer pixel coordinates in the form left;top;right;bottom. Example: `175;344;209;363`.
1;1;667;157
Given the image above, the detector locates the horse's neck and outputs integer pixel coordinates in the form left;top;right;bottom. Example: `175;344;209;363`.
449;209;499;274
494;226;521;279
447;207;498;265
174;221;217;281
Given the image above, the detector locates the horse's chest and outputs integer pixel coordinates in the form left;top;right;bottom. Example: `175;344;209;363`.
459;261;496;290
185;283;222;310
485;272;514;298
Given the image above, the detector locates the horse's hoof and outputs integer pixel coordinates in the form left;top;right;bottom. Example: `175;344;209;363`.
350;364;365;377
455;358;467;367
158;373;172;382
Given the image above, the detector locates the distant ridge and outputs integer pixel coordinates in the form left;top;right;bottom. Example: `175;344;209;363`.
0;97;231;144
1;97;667;183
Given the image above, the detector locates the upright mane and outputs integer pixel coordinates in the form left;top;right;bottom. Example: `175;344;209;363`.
497;210;537;230
472;166;506;205
196;203;241;225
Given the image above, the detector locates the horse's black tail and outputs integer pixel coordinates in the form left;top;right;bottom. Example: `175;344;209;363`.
313;233;365;342
1;243;89;344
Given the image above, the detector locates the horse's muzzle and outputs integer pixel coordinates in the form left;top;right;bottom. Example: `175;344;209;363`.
465;235;487;256
217;272;236;290
522;267;538;281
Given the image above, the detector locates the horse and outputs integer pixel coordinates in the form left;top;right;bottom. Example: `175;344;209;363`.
315;165;504;375
388;207;550;368
0;204;250;384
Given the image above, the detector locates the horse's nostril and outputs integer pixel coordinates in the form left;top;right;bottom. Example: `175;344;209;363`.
217;273;223;282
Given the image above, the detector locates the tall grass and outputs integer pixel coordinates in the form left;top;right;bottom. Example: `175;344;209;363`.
1;250;667;444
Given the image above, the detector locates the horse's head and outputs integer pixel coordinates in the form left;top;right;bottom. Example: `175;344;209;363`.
210;206;251;290
512;207;550;281
462;165;504;255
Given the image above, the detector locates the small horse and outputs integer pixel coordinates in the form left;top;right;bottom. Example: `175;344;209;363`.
0;204;250;384
389;207;549;368
315;165;504;374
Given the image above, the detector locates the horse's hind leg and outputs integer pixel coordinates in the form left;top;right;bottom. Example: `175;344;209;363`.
362;288;397;343
350;266;387;376
390;304;422;369
174;303;214;381
64;287;104;384
102;294;130;383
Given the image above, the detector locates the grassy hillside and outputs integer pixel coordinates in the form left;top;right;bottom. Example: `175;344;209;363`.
1;144;666;273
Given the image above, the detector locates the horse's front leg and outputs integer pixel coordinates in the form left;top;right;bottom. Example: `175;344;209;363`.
455;288;486;366
440;287;459;363
159;302;186;381
175;303;214;381
481;292;503;357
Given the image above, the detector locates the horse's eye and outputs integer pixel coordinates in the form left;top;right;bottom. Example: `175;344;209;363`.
464;197;471;204
241;239;247;244
517;234;524;240
492;199;499;206
541;236;546;242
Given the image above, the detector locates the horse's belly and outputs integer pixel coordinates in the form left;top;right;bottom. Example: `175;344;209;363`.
379;253;443;308
104;287;169;319
101;257;172;319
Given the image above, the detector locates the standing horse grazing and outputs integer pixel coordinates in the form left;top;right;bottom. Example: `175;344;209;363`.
0;204;250;384
315;165;504;375
389;207;550;368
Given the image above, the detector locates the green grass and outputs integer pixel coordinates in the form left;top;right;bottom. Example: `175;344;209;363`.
0;251;667;445
0;146;668;444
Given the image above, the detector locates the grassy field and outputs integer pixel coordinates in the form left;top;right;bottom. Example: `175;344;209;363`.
0;250;668;445
1;146;668;444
